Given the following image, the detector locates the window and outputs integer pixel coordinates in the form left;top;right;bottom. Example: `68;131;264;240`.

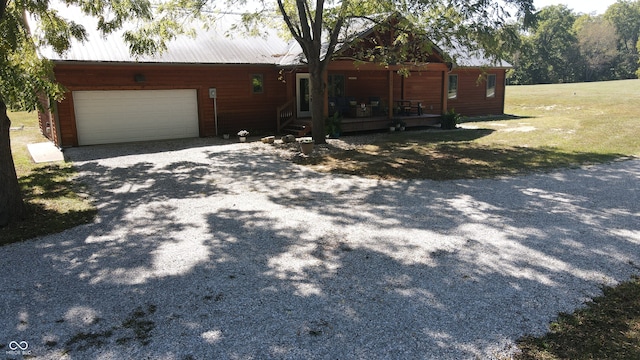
252;74;264;94
328;74;345;97
486;74;496;98
448;74;458;99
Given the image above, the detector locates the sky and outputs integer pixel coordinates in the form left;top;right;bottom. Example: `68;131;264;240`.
533;0;619;14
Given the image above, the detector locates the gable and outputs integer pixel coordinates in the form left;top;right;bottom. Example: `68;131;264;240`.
333;15;448;65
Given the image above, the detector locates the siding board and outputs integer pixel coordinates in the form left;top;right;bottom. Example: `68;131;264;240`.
447;69;506;116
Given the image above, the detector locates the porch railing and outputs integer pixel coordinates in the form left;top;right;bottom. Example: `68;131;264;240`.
276;98;296;134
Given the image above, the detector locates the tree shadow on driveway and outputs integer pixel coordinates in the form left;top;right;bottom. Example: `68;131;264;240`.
1;140;638;358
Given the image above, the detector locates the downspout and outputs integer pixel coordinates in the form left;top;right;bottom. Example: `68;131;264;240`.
501;70;507;114
209;88;218;135
214;97;218;136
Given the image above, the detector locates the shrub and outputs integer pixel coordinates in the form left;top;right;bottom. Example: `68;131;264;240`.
441;109;461;130
325;112;342;138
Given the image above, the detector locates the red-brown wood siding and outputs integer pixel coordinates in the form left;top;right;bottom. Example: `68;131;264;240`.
56;94;76;146
341;70;388;103
36;94;57;143
325;68;445;114
447;69;506;116
403;70;444;114
52;63;288;147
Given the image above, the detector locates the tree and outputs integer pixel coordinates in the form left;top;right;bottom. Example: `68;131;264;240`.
0;0;198;227
575;16;618;81
508;5;582;84
604;0;640;78
637;38;640;77
605;0;640;53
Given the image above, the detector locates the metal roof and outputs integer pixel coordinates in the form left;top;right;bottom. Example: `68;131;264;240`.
34;7;509;68
35;9;293;65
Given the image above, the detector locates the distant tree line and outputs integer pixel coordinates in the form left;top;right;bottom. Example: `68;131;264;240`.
507;0;640;84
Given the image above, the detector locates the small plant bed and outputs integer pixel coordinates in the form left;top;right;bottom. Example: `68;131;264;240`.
2;111;96;245
515;276;640;360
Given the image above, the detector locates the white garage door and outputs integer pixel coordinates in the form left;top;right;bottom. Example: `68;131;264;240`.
73;89;199;146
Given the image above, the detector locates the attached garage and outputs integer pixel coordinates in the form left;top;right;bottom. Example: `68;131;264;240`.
73;89;199;146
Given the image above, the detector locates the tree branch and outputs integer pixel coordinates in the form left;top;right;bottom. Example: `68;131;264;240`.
276;0;302;41
0;0;7;21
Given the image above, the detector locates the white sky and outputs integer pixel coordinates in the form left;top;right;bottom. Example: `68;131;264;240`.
533;0;618;14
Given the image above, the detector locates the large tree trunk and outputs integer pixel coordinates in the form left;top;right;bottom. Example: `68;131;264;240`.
309;61;327;145
0;98;27;227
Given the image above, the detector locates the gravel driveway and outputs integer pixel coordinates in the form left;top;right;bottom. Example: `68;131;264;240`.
2;138;639;359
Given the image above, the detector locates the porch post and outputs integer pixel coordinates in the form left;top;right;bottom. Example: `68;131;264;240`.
388;70;394;120
442;69;448;114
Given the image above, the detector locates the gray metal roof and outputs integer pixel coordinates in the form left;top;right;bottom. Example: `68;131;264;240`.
36;9;293;65
443;42;512;68
34;7;509;68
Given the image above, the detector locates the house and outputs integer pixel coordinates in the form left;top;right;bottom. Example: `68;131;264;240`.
37;13;510;147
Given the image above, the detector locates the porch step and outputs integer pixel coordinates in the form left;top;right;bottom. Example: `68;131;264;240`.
282;120;312;137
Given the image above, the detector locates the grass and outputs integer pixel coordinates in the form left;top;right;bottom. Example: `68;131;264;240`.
302;79;640;180
1;111;96;245
515;276;640;360
301;129;621;180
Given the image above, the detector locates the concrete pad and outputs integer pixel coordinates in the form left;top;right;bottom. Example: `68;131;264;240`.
27;142;64;163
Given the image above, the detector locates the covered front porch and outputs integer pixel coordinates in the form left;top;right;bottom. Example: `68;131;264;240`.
277;61;450;136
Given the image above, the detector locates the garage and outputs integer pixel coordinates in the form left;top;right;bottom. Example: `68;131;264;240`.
73;89;199;146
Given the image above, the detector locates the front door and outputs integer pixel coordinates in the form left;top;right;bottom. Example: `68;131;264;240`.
296;73;311;118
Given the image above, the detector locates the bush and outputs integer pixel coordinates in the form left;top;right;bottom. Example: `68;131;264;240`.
441;109;461;130
325;112;342;138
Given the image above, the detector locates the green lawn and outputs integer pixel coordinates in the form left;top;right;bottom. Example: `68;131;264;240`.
301;80;639;180
515;276;640;360
491;79;639;156
1;111;96;245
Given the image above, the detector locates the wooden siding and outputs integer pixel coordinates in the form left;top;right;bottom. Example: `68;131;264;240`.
447;69;506;116
52;63;287;146
37;94;58;144
326;64;449;116
403;70;444;114
51;61;507;146
342;70;388;104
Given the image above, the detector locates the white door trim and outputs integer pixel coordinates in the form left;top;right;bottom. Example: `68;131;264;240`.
296;73;311;118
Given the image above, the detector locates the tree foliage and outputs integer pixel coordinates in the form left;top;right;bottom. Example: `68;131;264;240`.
508;1;640;84
604;0;640;79
575;15;618;81
508;5;581;84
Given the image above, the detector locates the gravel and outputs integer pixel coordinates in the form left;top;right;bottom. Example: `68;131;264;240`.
1;136;639;359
